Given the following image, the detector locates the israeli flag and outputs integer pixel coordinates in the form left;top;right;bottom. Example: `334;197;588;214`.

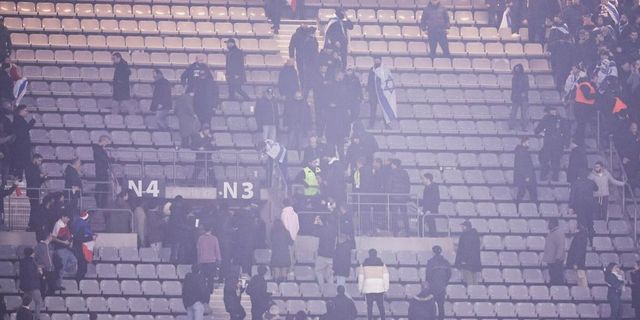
13;78;28;106
373;65;397;124
603;0;620;25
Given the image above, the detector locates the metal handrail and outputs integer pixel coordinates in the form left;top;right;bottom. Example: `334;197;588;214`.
84;207;135;233
3;186;77;231
607;134;640;245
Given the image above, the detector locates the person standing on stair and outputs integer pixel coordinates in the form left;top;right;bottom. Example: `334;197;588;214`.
11;104;35;180
150;69;173;130
454;221;481;286
265;0;286;34
588;161;625;220
513;137;538;206
535;106;570;182
324;8;353;67
509;64;529;131
543;218;566;285
420;0;451;58
92;135;112;209
358;249;389;320
247;265;271;320
426;245;451;320
111;52;131;114
225;39;250;101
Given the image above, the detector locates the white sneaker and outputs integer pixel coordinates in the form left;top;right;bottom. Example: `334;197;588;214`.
511;33;520;37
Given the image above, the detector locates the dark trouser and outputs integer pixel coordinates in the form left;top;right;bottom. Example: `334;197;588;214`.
73;244;88;282
41;270;58;296
434;292;445;320
509;100;529;130
199;262;218;294
635;307;640;320
610;294;622;320
314;104;327;137
574;107;594;146
539;146;561;180
369;99;378;127
229;82;249;100
595;196;609;220
251;299;269;320
423;212;438;236
427;30;450;57
270;12;281;32
548;260;565;285
365;293;385;320
95;178;109;208
28;196;40;230
488;6;504;27
171;241;187;264
516;183;537;203
528;22;545;43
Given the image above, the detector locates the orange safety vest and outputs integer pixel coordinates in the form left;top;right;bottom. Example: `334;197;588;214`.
574;82;596;105
612;97;627;113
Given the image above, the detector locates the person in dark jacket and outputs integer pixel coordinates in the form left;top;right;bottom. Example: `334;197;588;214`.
284;91;311;149
565;224;589;287
630;260;640;319
535;107;570;181
255;88;279;141
567;141;588;184
0;109;14;184
333;233;353;286
344;68;363;122
183;57;219;128
605;262;625;320
420;0;451;57
408;281;438;320
569;169;598;243
421;173;440;236
231;209;256;275
111;52;131;113
388;159;411;236
0;17;12;60
225;39;250;101
92;135;112;209
509;64;529;131
25;154;47;232
247;265;271;320
19;247;42;319
278;59;300;101
34;231;57;296
454;221;481;286
270;219;293;282
425;246;450;320
64;158;82;213
573;75;598;145
313;215;337;285
182;264;209;319
329;285;357;320
302;135;330;165
345;131;378;171
508;0;526;35
223;265;247;320
150;69;173;129
513;137;537;205
15;295;33;320
11;104;35;179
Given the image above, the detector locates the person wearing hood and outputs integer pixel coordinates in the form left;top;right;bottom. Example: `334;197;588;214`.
278;59;300;101
324;8;353;66
513;137;537;206
454;221;481;285
543;218;566;285
566;224;590;287
420;0;451;57
183;56;218;127
425;245;450;320
588;161;625;220
358;249;389;320
605;262;625;320
408;281;438;320
246;265;271;320
183;264;209;320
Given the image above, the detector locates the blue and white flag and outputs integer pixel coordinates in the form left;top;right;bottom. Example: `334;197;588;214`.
602;0;620;25
13;78;28;106
373;65;397;125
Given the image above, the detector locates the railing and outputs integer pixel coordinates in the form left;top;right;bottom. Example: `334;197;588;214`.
607;134;640;245
3;187;76;231
291;188;450;237
108;148;262;186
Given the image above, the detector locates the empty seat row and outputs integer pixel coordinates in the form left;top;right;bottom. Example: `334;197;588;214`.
0;4;266;21
352;56;551;74
396;72;553;89
318;7;491;26
311;0;489;10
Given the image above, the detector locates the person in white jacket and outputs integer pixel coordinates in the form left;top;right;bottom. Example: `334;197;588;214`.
280;198;299;272
358;249;389;320
588;161;625;220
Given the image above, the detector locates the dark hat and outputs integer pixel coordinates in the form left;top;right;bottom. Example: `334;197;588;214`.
224;38;236;44
461;220;472;228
